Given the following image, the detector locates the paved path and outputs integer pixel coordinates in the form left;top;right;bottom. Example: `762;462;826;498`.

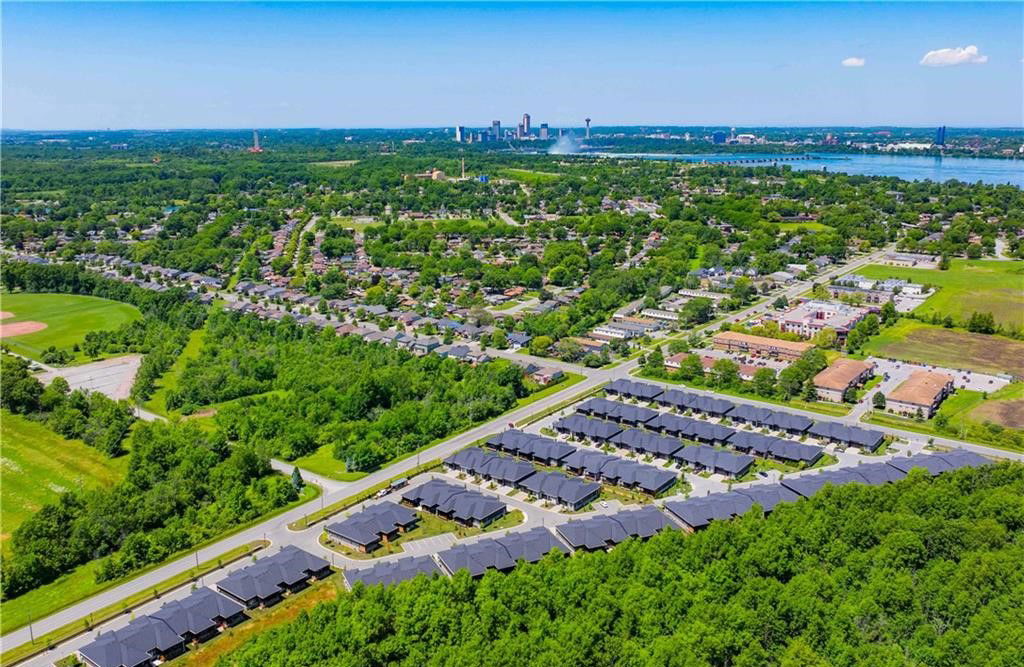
10;243;1024;661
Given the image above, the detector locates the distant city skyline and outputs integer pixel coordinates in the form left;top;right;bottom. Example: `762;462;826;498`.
3;2;1021;130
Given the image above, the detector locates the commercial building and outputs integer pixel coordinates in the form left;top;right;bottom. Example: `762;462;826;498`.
887;370;955;417
712;331;814;361
776;300;871;340
813;359;876;402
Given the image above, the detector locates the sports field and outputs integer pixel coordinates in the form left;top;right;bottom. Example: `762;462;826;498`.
0;293;140;363
1;413;128;551
855;259;1024;327
862;320;1024;377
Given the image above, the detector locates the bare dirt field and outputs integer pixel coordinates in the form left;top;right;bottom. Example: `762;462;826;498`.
866;322;1024;377
971;400;1024;429
0;311;13;319
0;321;48;337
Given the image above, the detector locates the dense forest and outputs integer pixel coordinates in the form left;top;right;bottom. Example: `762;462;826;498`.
171;310;532;470
0;419;297;600
222;463;1023;667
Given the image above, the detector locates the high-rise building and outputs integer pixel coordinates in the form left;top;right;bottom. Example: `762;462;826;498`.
522;113;531;136
585;118;592;140
935;126;946;146
539;123;549;140
491;120;501;140
454;126;465;143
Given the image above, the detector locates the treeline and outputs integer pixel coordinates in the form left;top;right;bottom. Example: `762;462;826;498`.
643;345;831;403
1;355;135;456
0;262;206;400
222;463;1024;667
0;419;296;600
169;311;529;471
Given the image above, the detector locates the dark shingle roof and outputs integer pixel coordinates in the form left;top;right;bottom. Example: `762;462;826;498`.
807;421;885;450
606;379;664;400
80;616;184;667
149;588;245;639
437;527;567;576
610;427;684;458
401;480;507;523
664;492;755;530
673;444;755;476
325;501;419;547
217;546;330;603
518;471;600;506
556;506;674;550
343;555;443;588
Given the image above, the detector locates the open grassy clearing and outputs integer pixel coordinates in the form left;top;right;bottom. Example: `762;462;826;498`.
143;327;207;416
0;293;140;364
0;484;319;636
312;160;359;167
1;412;128;553
497;168;562;184
773;221;832;232
854;259;1024;327
861;319;1024;377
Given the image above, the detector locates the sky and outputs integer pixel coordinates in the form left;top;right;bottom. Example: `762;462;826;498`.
2;2;1022;129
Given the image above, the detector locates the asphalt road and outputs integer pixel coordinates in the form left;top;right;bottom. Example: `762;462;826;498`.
9;245;1022;659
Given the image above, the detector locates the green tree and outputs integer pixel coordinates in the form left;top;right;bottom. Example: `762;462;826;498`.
752;368;776;397
873;391;886;409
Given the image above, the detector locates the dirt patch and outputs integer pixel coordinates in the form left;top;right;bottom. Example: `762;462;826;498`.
877;327;1024;377
0;321;47;337
0;311;13;319
971;399;1024;430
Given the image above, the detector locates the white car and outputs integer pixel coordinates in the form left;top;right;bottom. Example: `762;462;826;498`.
600;501;609;509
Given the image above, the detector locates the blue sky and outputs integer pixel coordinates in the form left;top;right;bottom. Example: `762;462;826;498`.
3;2;1021;129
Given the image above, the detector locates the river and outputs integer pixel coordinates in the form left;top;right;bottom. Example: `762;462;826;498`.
588;152;1023;188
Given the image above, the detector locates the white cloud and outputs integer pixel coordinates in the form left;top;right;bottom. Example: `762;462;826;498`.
841;57;866;68
920;45;988;67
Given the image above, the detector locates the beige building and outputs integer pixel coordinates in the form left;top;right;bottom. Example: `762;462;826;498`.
887;371;954;417
712;331;814;361
813;359;875;402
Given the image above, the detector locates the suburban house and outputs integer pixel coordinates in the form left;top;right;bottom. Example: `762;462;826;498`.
79;616;187;667
436;527;567;577
813;359;876;402
325;501;420;553
532;367;565;385
672;444;755;479
401;480;507;527
555;506;675;551
216;546;331;609
149;588;247;644
342;555;443;589
517;471;600;511
886;370;955;417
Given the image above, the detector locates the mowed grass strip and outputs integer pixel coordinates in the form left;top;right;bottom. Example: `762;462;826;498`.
861;319;1024;377
855;259;1024;327
0;293;141;363
143;327;207;416
1;412;128;552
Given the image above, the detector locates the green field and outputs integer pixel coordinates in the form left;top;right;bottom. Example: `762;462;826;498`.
0;293;141;363
143;327;207;415
773;221;831;232
855;259;1024;327
1;413;128;551
497;168;562;185
861;319;1024;377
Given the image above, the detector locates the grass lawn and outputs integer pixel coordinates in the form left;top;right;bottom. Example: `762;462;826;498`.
292;445;368;482
0;484;318;636
854;259;1024;327
773;221;832;232
313;160;359;167
861;319;1024;377
1;413;128;553
170;576;342;667
143;327;206;415
490;299;523;311
498;168;562;184
0;293;141;363
863;383;1024;453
